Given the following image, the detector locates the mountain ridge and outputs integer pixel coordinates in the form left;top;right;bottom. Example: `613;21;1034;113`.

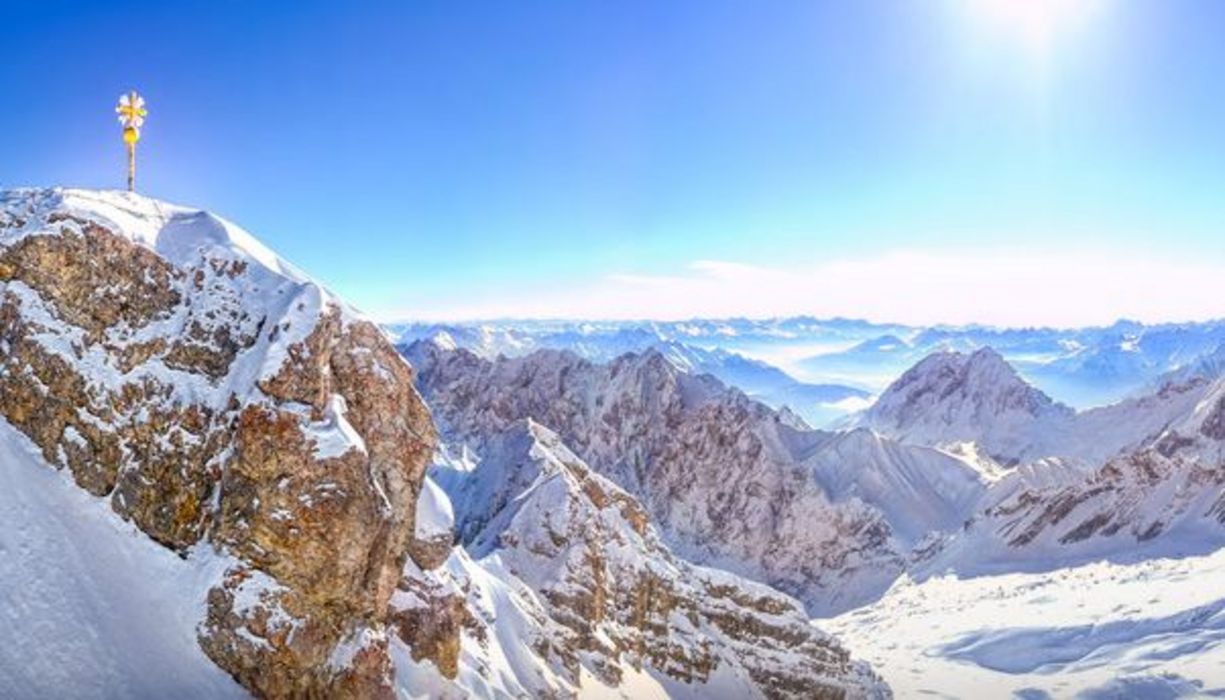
405;336;1014;615
0;187;894;698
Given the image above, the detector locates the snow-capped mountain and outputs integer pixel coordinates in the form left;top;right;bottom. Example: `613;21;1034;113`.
1154;342;1225;388
851;345;1225;577
812;320;1225;407
927;374;1225;576
396;328;870;428
403;332;1225;630
395;420;890;698
857;348;1076;466
396;317;1225;695
405;340;909;615
391;318;1225;412
652;340;871;427
404;338;1019;615
388;317;911;360
857;346;1221;469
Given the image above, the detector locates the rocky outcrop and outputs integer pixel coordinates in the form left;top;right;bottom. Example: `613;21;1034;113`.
387;569;474;680
406;339;907;616
0;189;436;697
983;450;1224;551
399;421;890;699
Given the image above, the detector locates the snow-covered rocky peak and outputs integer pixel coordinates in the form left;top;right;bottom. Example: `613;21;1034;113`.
411;341;1018;615
861;344;1225;471
878;346;1066;422
3;188;315;291
400;419;891;698
860;347;1075;465
1;188;438;697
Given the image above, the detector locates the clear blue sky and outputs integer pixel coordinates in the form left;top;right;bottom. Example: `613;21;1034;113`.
2;1;1223;323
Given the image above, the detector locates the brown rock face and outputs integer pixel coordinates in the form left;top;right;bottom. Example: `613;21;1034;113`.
388;574;476;680
0;189;436;697
0;215;182;336
405;531;454;571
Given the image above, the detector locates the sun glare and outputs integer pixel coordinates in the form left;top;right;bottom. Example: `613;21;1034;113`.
965;0;1103;57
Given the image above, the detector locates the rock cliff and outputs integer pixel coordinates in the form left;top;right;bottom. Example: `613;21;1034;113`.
0;188;437;697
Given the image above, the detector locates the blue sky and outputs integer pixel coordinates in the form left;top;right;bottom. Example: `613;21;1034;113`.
1;1;1223;324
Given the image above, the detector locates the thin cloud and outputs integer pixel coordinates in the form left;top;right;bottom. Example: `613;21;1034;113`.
387;247;1225;328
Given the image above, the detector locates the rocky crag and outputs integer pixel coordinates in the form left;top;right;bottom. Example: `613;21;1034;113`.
0;188;437;697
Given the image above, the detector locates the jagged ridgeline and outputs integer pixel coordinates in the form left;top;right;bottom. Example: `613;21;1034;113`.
0;189;889;699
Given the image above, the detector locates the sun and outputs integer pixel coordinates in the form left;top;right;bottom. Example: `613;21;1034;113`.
965;0;1103;56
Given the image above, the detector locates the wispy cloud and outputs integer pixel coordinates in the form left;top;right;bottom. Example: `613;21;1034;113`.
386;247;1225;327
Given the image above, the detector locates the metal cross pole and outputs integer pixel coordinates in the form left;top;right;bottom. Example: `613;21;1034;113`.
127;135;136;192
116;91;147;192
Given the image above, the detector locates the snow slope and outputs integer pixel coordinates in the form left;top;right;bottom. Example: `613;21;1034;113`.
799;428;997;544
821;549;1225;699
0;419;246;699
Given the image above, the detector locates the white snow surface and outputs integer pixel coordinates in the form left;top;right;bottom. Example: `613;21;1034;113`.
415;474;456;540
38;188;310;284
0;419;247;699
800;427;992;543
822;549;1225;699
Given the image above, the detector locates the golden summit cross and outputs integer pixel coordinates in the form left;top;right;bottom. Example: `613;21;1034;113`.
115;90;147;192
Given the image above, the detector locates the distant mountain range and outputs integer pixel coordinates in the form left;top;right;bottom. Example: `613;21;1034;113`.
390;317;1225;421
